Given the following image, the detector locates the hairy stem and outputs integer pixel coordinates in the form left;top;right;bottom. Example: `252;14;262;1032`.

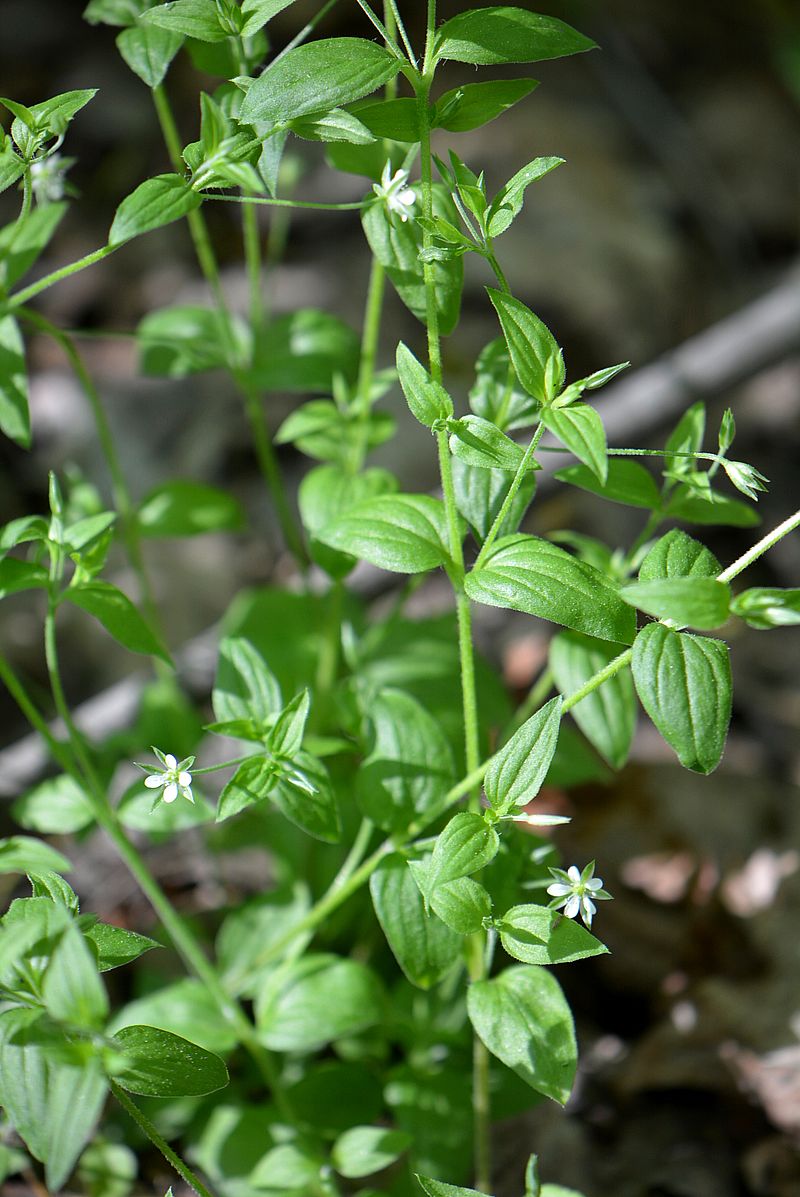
110;1082;217;1197
717;506;800;583
476;422;545;565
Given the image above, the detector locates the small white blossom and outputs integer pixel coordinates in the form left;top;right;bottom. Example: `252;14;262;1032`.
373;161;416;223
547;860;611;929
139;748;195;805
30;152;73;204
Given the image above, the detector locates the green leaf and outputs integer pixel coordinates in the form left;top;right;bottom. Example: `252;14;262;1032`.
466;535;636;644
0;316;30;448
42;922;108;1030
270;752;341;843
300;464;397;576
332;1126;411;1179
665;400;705;479
621;577;730;629
349;97;420;142
484;697;562;815
413;868;492;935
638;528;720;580
239;38;399;125
487;290;564;404
631;623;731;773
362;185;463;335
448;415;532;472
417;1177;488;1197
83;0;146;26
467;965;576;1103
486;157;563;238
137;480;244;537
256;954;384;1051
289;108;375;145
435;8;596;66
213;636;282;726
0;1007;107;1191
288;1061;383;1136
215;755;274;821
452;458;536;543
65;581;170;662
250;1143;326;1190
140;0;225;41
116;24;183;87
423;812;500;900
239;0;297;36
109;174;202;246
434;78;538;133
28;872;80;913
216;884;310;997
370;854;461;989
111;1024;229;1096
0;143;25;196
664;490;760;528
549;633;634;768
109;977;237;1055
469;337;538;433
27;89;97;135
137;304;247;376
396;342;454;427
541;404;607;484
248;309;360;392
269;690;310;757
316;493;456;575
12;774;94;835
0;836;71;875
555;459;661;509
0;557;48;598
83;922;161;971
497;904;608;966
731;587;800;629
358;689;455;833
0;203;67;290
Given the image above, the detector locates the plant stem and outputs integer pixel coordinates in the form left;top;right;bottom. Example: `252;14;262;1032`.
7;245;116;311
475;422;544;565
268;0;341;66
19;309;161;632
353;0;405;57
110;1082;217;1197
717;506;800;583
209;194;366;211
40;613;291;1114
152;84;307;568
242;201;265;334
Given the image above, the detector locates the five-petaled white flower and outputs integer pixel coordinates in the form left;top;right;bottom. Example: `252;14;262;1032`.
546;861;611;929
373;161;416;223
140;748;195;805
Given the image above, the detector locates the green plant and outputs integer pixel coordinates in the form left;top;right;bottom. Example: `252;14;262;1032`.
0;3;798;1196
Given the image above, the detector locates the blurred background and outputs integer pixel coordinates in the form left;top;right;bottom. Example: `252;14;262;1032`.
1;1;800;1193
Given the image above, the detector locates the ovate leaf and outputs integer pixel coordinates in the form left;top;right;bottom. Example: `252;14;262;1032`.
396;342;454;427
466;535;636;644
239;38;399;125
0;315;30;448
358;689;454;833
109;174;202;246
554;459;661;510
111;1025;229;1096
631;623;731;773
256;954;384;1052
116;24;183;87
434;79;538;133
620;577;730;630
137;481;245;537
371;854;461;989
332;1126;410;1179
497;904;608;966
638;528;720;580
467;965;576;1103
422;812;499;900
435;8;596;66
316;493;456;574
488;290;564;404
65;581;170;663
484;697;562;815
541;404;607;485
549;632;634;768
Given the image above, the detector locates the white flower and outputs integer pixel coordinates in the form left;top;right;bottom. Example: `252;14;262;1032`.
372;161;416;223
30;152;73;204
546;861;611;929
140;748;195;805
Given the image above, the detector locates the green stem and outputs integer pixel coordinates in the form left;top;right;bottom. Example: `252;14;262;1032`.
387;0;416;62
110;1082;217;1197
353;0;405;57
19;172;32;222
7;245;116;311
313;578;344;727
208;194;366;211
349;254;387;473
242;200;265;334
717;506;800;583
269;0;341;65
475;422;544;566
562;647;633;714
152;84;307;569
40;614;291;1114
20;310;161;632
